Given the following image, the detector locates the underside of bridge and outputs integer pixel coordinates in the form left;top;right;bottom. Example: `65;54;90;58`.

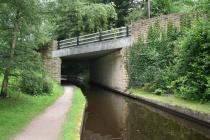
61;48;129;91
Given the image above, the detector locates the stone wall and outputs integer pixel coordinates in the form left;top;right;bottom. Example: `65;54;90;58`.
41;41;61;83
132;13;184;41
90;49;129;91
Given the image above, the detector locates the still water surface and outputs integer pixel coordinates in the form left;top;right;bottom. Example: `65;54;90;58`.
82;86;210;140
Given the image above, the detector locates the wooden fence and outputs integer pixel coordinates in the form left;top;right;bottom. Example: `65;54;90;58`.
58;26;131;49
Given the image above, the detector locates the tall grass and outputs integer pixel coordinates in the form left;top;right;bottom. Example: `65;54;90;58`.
130;88;210;114
61;87;86;140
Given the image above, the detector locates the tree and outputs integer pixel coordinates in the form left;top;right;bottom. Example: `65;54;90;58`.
55;1;117;40
89;0;133;26
0;0;44;97
150;0;172;17
196;0;210;17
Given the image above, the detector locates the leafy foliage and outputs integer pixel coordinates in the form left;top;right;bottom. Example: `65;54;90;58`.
126;21;179;94
172;20;210;100
55;2;117;40
107;0;132;26
151;0;173;17
127;0;198;23
126;14;210;101
88;0;132;26
0;0;54;97
20;73;53;95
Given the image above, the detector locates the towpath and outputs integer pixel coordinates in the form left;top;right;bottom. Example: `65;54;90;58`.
13;86;74;140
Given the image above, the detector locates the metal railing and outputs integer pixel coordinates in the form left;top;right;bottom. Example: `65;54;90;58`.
58;26;131;49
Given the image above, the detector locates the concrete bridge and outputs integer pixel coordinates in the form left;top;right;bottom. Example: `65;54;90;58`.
53;26;133;59
42;14;184;91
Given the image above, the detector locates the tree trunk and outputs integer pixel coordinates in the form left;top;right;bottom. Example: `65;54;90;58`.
0;10;20;98
1;70;10;98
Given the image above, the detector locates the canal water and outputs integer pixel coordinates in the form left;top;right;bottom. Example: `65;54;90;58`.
81;86;210;140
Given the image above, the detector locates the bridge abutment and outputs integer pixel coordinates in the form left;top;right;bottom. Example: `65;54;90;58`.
41;41;61;83
90;49;129;91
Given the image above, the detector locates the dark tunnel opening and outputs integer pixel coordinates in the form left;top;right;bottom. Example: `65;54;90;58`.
60;49;128;94
61;58;91;93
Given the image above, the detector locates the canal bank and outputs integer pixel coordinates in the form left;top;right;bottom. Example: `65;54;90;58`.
92;83;210;127
82;84;210;140
60;87;87;140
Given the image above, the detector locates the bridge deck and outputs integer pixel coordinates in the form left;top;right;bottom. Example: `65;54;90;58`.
53;36;134;59
58;26;131;49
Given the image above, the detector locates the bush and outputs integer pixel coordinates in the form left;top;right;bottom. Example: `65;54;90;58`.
172;75;208;100
173;20;210;100
126;14;209;101
126;21;179;93
42;77;53;94
20;73;53;95
151;0;173;17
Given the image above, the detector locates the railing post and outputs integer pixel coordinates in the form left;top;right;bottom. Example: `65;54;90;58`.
77;36;79;46
99;30;102;41
57;41;60;49
126;26;129;37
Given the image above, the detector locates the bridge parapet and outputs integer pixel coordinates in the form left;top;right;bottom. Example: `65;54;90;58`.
58;26;131;49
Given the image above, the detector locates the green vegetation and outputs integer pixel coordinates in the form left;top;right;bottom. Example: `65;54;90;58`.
127;0;198;23
0;82;64;140
55;1;117;40
0;0;52;98
126;21;179;89
130;88;210;114
90;0;132;26
0;0;209;138
126;0;210;101
61;87;86;140
20;73;53;96
172;20;210;100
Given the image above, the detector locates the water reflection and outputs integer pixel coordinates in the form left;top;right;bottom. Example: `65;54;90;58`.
126;101;210;140
82;86;210;140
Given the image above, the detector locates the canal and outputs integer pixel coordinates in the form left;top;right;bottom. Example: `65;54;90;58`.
81;86;210;140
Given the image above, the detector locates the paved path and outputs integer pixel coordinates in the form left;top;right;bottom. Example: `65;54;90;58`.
13;86;74;140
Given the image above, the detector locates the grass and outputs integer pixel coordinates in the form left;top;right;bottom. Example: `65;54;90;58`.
0;82;64;140
61;87;86;140
130;88;210;114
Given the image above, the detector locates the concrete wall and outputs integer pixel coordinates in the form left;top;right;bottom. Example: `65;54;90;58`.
41;41;61;83
90;49;128;91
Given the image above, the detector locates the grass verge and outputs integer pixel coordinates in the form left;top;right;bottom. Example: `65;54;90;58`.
130;88;210;114
0;83;64;140
61;87;86;140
